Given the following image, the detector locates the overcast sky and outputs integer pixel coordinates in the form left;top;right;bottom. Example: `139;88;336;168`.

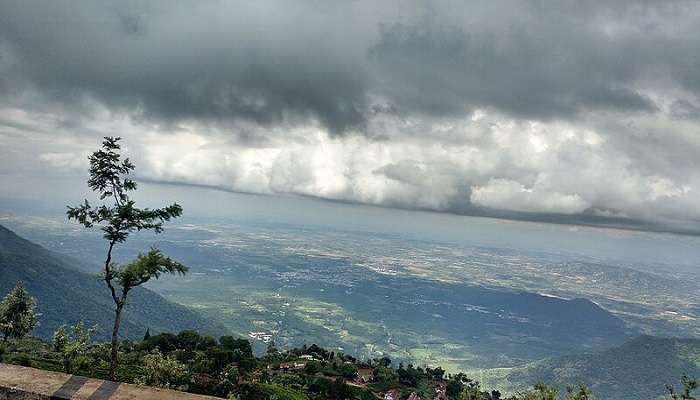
1;0;700;233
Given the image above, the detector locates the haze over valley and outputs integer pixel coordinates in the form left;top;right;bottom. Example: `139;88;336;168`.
3;185;700;389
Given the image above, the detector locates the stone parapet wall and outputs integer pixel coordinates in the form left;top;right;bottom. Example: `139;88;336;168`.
0;364;219;400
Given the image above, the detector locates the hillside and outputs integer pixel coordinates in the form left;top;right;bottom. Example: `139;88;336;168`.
499;335;700;400
0;224;226;341
2;216;635;371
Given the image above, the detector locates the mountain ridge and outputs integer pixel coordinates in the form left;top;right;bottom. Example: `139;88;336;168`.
488;335;700;400
0;223;227;341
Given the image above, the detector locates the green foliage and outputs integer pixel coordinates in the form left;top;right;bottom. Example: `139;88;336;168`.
52;321;97;374
67;136;187;379
666;375;699;400
514;383;558;400
66;136;182;243
371;365;399;390
213;364;241;397
447;372;474;398
565;384;593;400
112;248;187;294
265;340;281;361
139;330;217;353
307;377;356;400
335;362;358;380
304;360;322;374
239;383;310;400
431;366;446;380
451;377;503;400
376;356;392;367
0;282;39;342
2;327;696;400
270;373;307;391
220;335;254;357
5;351;32;367
398;363;422;387
136;349;190;391
204;346;234;372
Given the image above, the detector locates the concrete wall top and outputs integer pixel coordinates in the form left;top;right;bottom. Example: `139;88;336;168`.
0;363;220;400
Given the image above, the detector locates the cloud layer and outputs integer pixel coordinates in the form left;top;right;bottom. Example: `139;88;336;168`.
2;0;700;232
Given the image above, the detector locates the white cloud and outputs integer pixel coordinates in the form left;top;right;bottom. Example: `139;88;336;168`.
3;0;700;233
38;152;88;170
15;106;682;228
3;102;694;229
470;178;590;214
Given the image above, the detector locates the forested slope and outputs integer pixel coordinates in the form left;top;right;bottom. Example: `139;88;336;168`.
0;224;225;340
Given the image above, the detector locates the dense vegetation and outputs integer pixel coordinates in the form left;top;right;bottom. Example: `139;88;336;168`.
1;326;697;400
1;281;697;400
0;283;38;342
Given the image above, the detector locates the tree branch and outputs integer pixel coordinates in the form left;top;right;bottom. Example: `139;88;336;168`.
104;240;120;306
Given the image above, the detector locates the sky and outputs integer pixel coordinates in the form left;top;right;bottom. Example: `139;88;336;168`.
1;1;700;234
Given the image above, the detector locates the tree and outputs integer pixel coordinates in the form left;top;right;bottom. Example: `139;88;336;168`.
328;377;353;400
265;340;281;361
136;349;190;391
67;136;186;380
220;335;253;358
515;383;558;400
52;321;97;374
458;380;490;400
341;363;359;380
304;360;322;375
447;373;473;399
667;376;699;400
431;366;446;380
372;365;398;386
374;356;392;368
565;384;593;400
214;364;241;397
0;282;39;342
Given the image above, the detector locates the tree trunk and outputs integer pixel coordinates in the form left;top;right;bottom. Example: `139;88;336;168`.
108;303;124;381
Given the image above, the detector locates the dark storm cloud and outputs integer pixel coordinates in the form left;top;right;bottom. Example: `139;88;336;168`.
1;0;699;132
368;1;699;120
3;0;700;232
0;0;373;134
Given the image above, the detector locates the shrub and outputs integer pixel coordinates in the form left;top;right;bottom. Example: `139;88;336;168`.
136;350;190;391
52;322;97;374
